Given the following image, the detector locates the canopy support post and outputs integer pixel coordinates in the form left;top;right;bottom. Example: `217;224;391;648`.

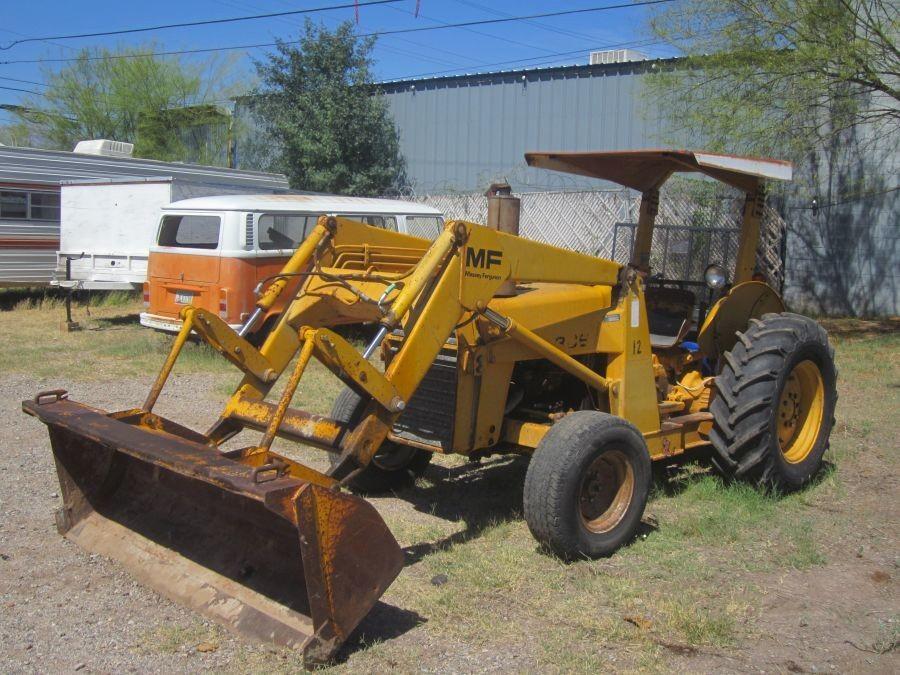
734;179;765;284
631;188;660;271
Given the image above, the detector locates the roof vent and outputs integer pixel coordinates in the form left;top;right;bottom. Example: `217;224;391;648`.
73;139;134;158
589;49;647;65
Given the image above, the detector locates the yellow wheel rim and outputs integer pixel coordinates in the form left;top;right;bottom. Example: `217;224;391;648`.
777;360;825;464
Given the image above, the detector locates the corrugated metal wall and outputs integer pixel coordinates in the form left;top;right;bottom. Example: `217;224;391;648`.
381;62;675;193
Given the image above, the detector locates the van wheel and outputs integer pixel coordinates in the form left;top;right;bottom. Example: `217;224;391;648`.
524;411;651;560
329;388;431;493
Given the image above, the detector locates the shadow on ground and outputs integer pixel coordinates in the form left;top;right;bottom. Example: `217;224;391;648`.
334;602;426;663
398;455;529;565
90;313;142;329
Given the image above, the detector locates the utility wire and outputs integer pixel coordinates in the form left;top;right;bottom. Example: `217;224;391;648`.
0;75;48;88
787;186;900;210
383;0;562;56
381;37;670;82
0;0;677;65
0;84;41;96
368;0;676;38
0;0;403;50
451;0;613;44
1;36;671;107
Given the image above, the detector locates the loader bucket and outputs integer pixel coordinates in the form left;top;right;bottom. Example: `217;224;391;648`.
22;393;404;667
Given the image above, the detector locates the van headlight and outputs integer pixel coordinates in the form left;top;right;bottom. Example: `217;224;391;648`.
704;264;727;290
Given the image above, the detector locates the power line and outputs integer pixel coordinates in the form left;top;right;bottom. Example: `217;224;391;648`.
0;0;677;65
366;1;677;39
0;0;403;50
383;1;563;57
787;186;900;210
451;0;611;43
213;0;484;69
381;37;670;82
1;36;671;105
0;76;48;88
0;84;41;96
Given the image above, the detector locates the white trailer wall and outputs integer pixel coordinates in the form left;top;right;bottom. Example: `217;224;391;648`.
58;178;287;289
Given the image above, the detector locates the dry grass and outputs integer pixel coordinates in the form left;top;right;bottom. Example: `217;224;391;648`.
5;293;898;672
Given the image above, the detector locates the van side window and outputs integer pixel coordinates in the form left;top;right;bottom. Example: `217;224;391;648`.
343;215;398;231
258;214;312;250
158;215;221;249
405;216;444;239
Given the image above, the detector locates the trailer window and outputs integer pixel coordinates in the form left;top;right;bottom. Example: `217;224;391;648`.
405;216;443;239
158;215;221;249
0;190;60;221
258;214;313;250
0;191;27;219
29;192;60;220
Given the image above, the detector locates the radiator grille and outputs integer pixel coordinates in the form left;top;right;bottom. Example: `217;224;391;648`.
392;352;457;451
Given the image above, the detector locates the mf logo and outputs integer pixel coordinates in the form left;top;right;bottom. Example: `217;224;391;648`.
465;247;503;269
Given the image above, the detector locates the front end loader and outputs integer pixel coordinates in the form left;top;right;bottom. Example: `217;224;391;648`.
24;150;837;664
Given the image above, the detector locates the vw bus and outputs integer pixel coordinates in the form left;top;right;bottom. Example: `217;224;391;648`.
139;194;444;336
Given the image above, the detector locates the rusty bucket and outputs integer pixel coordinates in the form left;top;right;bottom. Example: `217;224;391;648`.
22;392;403;666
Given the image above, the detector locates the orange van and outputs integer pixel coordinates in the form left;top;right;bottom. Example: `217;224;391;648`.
139;194;444;337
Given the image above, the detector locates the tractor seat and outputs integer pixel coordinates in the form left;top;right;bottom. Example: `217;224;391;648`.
645;286;696;349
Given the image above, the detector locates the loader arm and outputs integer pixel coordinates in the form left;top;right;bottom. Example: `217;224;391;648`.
197;217;624;477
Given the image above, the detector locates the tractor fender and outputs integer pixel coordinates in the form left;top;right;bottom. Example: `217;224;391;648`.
697;281;785;357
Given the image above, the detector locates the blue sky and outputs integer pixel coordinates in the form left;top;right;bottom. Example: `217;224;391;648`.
0;0;676;120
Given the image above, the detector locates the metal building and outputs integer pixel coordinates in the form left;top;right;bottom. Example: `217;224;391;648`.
380;60;673;193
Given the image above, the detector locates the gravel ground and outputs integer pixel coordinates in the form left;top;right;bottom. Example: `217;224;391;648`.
1;373;274;674
2;334;898;673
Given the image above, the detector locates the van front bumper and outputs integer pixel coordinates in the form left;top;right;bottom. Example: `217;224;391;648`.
140;312;243;334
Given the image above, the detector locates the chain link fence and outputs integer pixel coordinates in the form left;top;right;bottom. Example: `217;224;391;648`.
391;189;786;288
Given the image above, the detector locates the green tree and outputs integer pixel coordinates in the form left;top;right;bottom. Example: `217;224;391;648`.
646;1;899;316
9;45;239;162
646;0;898;159
252;20;406;194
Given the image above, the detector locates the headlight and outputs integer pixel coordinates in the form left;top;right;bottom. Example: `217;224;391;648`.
704;263;727;290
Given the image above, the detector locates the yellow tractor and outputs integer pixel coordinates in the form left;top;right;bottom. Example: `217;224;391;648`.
23;150;836;665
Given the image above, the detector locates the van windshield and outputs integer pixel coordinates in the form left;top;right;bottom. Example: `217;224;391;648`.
158;215;221;249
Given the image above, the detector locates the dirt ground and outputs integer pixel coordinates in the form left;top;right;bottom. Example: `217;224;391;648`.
0;298;897;673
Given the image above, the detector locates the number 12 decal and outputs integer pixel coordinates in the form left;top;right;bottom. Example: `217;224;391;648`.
632;339;643;355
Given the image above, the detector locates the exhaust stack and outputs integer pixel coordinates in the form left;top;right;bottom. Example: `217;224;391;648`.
485;182;520;296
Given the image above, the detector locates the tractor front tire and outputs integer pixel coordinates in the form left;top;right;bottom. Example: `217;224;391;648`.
524;411;651;560
329;388;431;494
710;312;837;490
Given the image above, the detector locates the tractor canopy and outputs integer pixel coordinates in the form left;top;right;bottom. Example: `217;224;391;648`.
524;149;792;193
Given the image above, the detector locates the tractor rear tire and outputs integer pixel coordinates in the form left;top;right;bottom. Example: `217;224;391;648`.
709;312;837;490
523;411;651;560
329;388;431;494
